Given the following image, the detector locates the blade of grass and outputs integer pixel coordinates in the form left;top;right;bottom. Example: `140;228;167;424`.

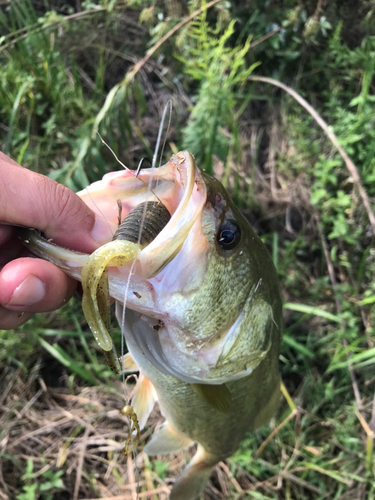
303;462;352;486
38;337;97;385
282;334;314;358
328;347;375;372
36;328;91;338
284;302;341;323
4;81;29;155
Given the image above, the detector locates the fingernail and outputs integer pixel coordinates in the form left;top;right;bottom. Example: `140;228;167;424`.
91;216;115;245
8;275;46;307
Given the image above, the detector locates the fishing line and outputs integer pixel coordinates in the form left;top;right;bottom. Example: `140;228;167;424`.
118;100;173;496
84;130;165;494
83;170;114;240
82;103;173;497
96;131;163;202
152;99;173;169
97;132;131;172
155;99;173;197
119;99;173;364
119;100;173;396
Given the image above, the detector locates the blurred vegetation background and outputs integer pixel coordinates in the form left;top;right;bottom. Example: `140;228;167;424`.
0;0;374;499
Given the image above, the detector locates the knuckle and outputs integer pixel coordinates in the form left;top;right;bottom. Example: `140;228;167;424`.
48;182;82;226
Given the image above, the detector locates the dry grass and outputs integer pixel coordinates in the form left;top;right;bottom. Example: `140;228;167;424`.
0;364;257;499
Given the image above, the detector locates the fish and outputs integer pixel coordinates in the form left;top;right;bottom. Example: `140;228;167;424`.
18;151;282;500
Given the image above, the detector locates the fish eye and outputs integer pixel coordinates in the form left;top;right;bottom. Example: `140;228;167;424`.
217;220;241;250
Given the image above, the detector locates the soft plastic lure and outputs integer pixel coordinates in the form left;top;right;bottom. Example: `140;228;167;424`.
81;239;139;373
80;201;171;373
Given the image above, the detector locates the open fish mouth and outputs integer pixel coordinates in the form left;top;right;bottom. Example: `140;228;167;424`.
79;150;207;280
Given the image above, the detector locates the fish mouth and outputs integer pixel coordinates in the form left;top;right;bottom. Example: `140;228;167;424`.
78;151;207;280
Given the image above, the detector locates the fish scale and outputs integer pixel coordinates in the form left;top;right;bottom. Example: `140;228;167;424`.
176;250;252;340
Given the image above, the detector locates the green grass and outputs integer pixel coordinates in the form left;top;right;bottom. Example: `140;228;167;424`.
1;0;374;498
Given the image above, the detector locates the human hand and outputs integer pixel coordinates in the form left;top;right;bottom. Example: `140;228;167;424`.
0;151;113;329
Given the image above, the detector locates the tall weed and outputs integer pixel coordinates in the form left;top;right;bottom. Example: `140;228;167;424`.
178;13;260;175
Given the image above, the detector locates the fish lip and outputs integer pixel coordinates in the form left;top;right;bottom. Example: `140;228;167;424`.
138;151;208;278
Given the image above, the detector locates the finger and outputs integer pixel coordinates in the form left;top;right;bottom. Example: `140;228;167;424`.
0;257;77;312
0;152;113;253
0;306;34;329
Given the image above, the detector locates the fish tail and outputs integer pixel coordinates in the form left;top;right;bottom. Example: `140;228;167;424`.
169;444;219;500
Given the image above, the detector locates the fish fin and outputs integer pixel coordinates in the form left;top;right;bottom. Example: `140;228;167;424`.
144;422;193;456
121;352;138;372
191;383;231;414
169;444;218;500
131;373;157;430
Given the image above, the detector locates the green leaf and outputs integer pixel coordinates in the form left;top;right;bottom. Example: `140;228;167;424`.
359;294;375;306
16;484;38;500
16;137;29;165
21;459;34;480
329;347;375;371
283;303;341;323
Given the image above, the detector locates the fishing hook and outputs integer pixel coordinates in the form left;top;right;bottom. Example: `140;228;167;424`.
135;157;152;178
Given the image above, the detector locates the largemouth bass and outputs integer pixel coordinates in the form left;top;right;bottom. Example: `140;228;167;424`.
18;151;282;499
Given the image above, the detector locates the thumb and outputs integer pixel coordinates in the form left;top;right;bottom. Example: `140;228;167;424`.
0;152;113;253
